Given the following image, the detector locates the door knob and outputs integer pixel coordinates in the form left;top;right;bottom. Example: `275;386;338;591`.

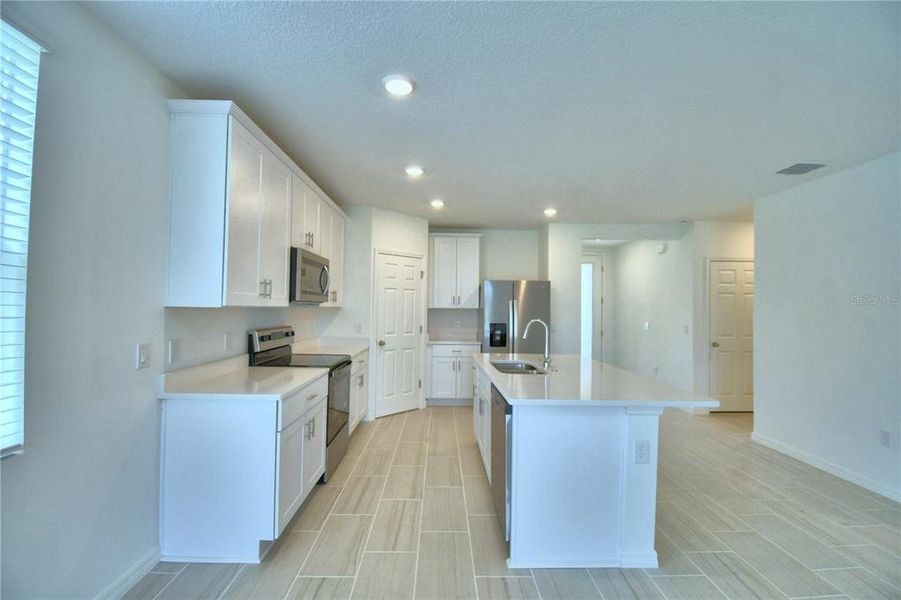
711;341;720;348
378;340;386;347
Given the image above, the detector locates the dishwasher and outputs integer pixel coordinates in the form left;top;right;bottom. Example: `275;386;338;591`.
490;384;513;541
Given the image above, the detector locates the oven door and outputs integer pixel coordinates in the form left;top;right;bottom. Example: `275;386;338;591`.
290;247;330;304
326;361;351;445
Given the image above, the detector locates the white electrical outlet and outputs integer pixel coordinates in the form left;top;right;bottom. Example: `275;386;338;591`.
634;440;650;464
167;339;180;365
223;331;233;352
135;343;151;370
643;321;651;331
879;430;893;449
354;323;362;335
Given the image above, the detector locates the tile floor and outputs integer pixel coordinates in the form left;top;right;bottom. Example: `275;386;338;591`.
127;407;900;599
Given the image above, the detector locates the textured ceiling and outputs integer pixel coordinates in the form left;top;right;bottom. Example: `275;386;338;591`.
85;1;900;228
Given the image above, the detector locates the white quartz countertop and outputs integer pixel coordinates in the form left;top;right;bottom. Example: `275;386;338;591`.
475;353;719;409
161;365;329;401
427;338;481;346
291;337;369;358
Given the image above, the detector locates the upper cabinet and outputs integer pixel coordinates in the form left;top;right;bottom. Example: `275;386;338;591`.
429;234;481;309
165;100;346;308
291;176;345;307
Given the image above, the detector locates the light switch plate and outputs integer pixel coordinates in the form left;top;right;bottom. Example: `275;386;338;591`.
167;339;179;365
135;343;151;370
223;331;233;352
634;440;650;464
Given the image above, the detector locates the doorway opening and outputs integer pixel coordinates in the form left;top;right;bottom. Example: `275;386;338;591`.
579;254;604;360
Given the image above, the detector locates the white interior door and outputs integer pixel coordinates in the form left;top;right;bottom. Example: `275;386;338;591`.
708;260;754;411
376;252;423;417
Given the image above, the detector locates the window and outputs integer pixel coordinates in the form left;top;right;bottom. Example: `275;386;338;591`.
1;21;42;457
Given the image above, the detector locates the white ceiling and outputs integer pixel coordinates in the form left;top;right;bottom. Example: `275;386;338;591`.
85;1;899;228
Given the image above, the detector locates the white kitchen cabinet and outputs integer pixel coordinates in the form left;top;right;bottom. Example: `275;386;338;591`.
429;234;482;308
349;351;369;433
276;416;305;534
473;365;491;480
302;397;328;497
167;109;291;307
328;213;345;306
430;356;458;398
160;372;329;562
166;100;345;308
427;344;480;399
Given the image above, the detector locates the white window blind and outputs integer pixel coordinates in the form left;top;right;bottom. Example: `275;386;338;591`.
1;20;42;457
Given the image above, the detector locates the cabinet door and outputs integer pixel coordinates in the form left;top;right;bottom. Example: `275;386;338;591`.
276;417;304;535
260;150;291;306
431;237;457;308
224;120;264;306
291;174;307;248
456;237;481;309
430;356;457;398
457;358;475;399
319;202;333;260
330;214;345;306
304;191;321;254
302;399;328;496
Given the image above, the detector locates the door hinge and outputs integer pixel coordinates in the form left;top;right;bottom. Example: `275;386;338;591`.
418;379;422;389
420;325;423;333
420;270;425;279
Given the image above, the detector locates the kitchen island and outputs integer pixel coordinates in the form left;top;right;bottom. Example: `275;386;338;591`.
472;353;718;569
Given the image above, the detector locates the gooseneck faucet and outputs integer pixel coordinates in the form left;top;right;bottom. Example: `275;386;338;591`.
523;318;551;368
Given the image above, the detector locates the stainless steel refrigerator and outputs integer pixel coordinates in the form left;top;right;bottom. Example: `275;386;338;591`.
481;280;551;354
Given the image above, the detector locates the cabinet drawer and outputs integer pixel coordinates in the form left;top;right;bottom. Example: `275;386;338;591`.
279;375;328;431
431;344;480;358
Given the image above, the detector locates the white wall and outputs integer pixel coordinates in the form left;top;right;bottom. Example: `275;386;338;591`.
690;221;755;394
754;152;900;500
604;238;694;390
544;224;692;354
0;3;182;597
479;229;539;280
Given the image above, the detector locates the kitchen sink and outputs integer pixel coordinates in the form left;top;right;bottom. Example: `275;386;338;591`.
491;360;547;375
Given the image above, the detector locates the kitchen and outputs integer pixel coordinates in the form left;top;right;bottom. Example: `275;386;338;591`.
1;3;899;600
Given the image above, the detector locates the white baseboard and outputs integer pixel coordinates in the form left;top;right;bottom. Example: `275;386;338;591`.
751;432;901;503
95;545;160;600
426;398;473;407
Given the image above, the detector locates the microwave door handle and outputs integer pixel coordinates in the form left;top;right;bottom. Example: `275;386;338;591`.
320;265;331;295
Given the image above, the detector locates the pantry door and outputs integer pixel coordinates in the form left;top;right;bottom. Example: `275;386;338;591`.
375;251;423;417
708;260;754;412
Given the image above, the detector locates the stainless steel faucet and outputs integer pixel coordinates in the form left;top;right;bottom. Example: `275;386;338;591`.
523;318;551;368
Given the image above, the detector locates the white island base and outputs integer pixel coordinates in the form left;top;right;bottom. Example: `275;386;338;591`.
510;404;665;568
473;354;718;569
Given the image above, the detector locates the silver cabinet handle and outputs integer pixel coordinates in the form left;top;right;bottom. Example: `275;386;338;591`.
358;374;364;386
311;416;315;437
304;419;310;440
307;393;318;401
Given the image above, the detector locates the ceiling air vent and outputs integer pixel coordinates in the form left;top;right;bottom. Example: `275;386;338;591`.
776;163;826;175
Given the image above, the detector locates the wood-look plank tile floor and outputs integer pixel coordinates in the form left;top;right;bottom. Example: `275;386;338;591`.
127;408;900;599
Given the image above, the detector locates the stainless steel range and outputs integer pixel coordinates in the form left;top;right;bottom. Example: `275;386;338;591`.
248;326;350;482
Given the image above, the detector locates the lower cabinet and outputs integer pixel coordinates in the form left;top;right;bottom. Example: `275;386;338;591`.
473;366;491;481
427;344;480;399
160;374;329;563
350;351;369;433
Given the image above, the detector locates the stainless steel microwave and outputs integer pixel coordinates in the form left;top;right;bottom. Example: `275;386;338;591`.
290;248;330;304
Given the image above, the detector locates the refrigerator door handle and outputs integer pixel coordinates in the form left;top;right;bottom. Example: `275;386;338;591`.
509;300;516;353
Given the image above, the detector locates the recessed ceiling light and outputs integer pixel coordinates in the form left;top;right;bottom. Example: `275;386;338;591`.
544;207;557;217
430;198;445;209
776;163;825;175
405;164;424;178
383;75;415;97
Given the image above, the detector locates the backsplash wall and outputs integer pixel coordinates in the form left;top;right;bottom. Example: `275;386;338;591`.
164;306;330;369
